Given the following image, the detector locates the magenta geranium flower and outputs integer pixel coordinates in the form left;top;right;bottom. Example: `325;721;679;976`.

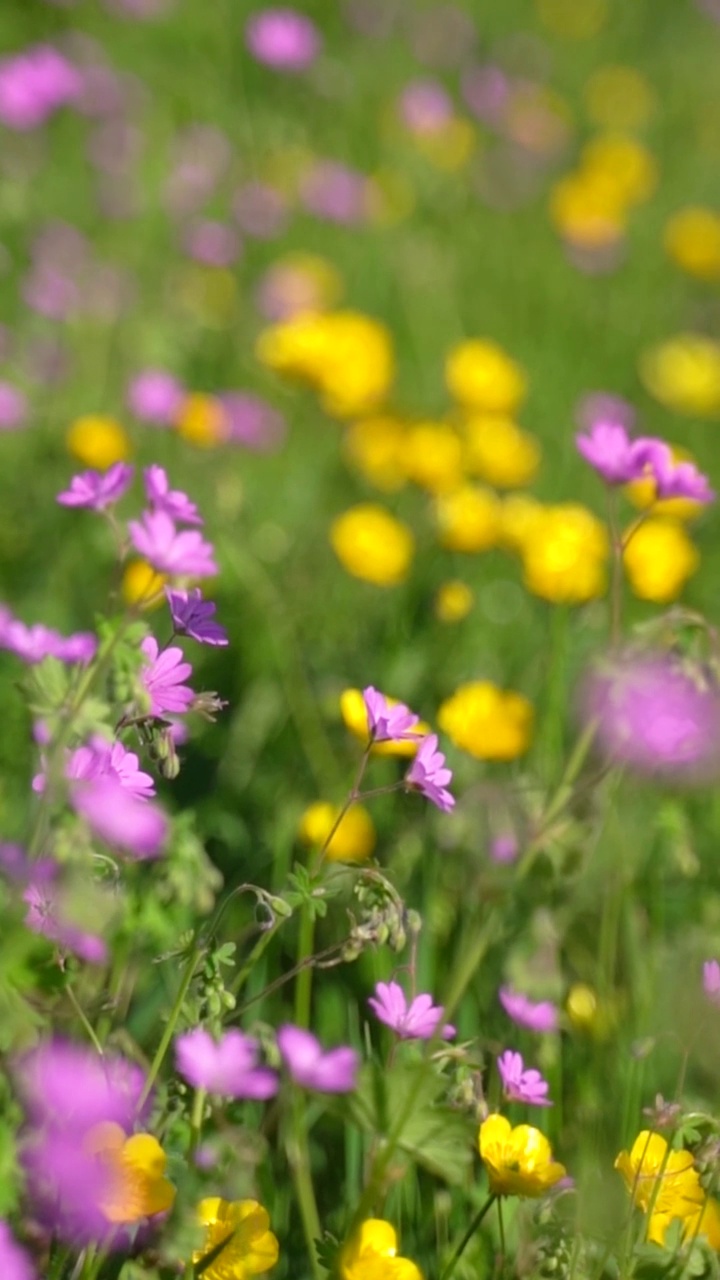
367;981;455;1040
362;686;421;743
497;1050;552;1106
405;734;455;811
128;510;218;578
127;370;184;425
56;462;134;510
650;447;715;503
499;986;558;1033
245;7;321;71
23;871;107;965
143;465;203;525
277;1026;358;1093
0;610;97;666
34;736;155;798
575;423;643;486
165;588;228;646
72;778;168;859
139;636;194;716
0;1220;35;1280
175;1028;278;1099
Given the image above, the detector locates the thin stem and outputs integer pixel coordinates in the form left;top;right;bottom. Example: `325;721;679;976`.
294;905;316;1030
607;488;623;648
286;1087;324;1280
439;1194;497;1280
317;743;373;867
230;922;280;996
139;933;204;1108
65;982;104;1056
189;1086;206;1160
497;1197;506;1273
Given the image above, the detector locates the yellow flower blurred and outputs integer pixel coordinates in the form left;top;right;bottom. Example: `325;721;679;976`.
175;393;229;448
684;1196;720;1250
581;134;658;206
263;251;344;314
479;1114;566;1198
193;1198;279;1280
299;800;376;864
624;445;706;520
257;310;394;419
330;504;414;586
66;416;131;470
341;1219;423;1280
438;681;533;761
85;1122;175;1225
584;66;656;131
463;415;541;488
565;983;614;1040
340;688;427;757
435;485;501;553
121;560;167;610
413;117;476;172
446;339;527;414
623;517;699;603
498;494;546;552
665;206;720;282
519;504;608;604
434;580;474;623
639;334;720;417
615;1132;705;1246
549;172;627;249
344;415;409;492
403;421;464;494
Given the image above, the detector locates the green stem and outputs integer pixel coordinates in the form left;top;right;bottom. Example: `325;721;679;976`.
231;922;280;996
286;1087;324;1280
497;1197;506;1272
294;906;316;1030
439;1194;497;1280
65;982;104;1056
139;933;204;1108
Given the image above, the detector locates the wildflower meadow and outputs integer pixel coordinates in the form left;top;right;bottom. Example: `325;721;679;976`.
4;1;720;1278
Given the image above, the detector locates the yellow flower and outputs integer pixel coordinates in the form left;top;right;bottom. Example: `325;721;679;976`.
581;134;658;206
479;1114;566;1198
263;251;344;314
615;1132;705;1246
535;0;607;40
84;1122;175;1225
684;1196;720;1250
175;394;229;448
257;311;394;419
520;504;609;604
584;66;656;131
665;207;720;282
66;416;131;469
498;494;546;552
640;334;720;417
341;1219;423;1280
624;445;706;521
549;172;627;249
438;681;533;761
623;517;699;603
121;560;167;610
344;416;409;492
299;801;376;864
340;688;428;757
193;1198;279;1280
435;485;501;553
446;340;527;414
412;118;475;172
565;983;614;1040
402;421;464;494
434;581;474;623
463;415;541;488
330;504;414;586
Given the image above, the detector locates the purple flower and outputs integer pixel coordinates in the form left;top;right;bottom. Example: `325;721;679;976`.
489;833;519;864
128;510;218;578
301;160;368;225
405;734;455;811
183;219;242;267
497;1050;552;1106
0;1222;35;1280
56;462;134;510
398;80;453;135
499;986;558;1033
651;447;715;504
232;181;289;239
127;370;184;425
367;981;455;1040
34;736;155;799
0;382;28;430
461;64;510;126
143;465;203;526
175;1029;278;1099
704;960;720;1005
0;610;97;666
277;1025;358;1093
575;391;636;434
0;45;81;131
245;8;321;71
72;778;168;859
23;872;107;965
363;686;421;743
576;423;644;486
139;636;194;716
166;588;228;646
220;392;287;452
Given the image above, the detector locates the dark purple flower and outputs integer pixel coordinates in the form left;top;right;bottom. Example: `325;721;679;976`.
127;370;184;425
220;392;287;452
128;510;218;578
175;1028;278;1099
362;686;421;743
498;1050;552;1106
0;382;28;430
139;636;194;716
277;1025;358;1093
143;465;203;526
72;778;168;858
405;734;455;811
166;588;228;646
367;981;455;1040
56;462;134;510
704;960;720;1005
245;8;321;71
499;986;558;1033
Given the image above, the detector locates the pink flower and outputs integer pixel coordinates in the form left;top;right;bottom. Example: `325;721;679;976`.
651;447;715;504
245;8;321;71
497;1050;552;1106
175;1028;278;1099
0;382;28;430
57;462;134;510
23;873;107;965
362;686;421;742
0;1221;35;1280
0;611;97;666
277;1026;358;1093
127;370;184;425
128;510;218;578
576;423;643;486
704;960;720;1005
34;736;155;799
499;986;558;1033
139;636;194;716
367;981;455;1040
143;465;203;525
72;778;168;859
405;734;455;811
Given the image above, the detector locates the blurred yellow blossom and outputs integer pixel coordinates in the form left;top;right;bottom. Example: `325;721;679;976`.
413;118;476;172
479;1114;566;1197
257;310;394;418
435;485;501;553
566;983;598;1032
175;394;228;448
299;801;376;864
66;416;131;469
403;421;464;493
549;172;627;249
434;580;474;623
446;339;527;414
193;1198;279;1280
664;206;720;282
438;681;533;761
520;504;609;604
580;134;658;207
624;444;706;520
344;415;409;491
330;504;414;586
640;333;720;417
340;688;427;757
584;66;656;131
341;1219;422;1280
615;1133;705;1247
498;494;546;552
261;252;344;315
463;416;541;488
85;1123;175;1225
623;517;699;602
121;560;167;610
